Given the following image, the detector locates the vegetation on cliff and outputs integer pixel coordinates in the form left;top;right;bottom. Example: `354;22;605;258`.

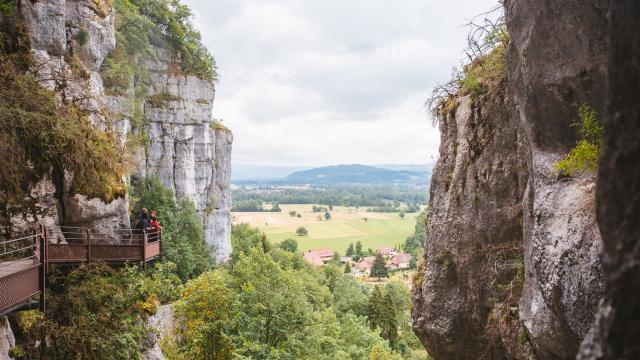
0;6;125;230
101;0;217;97
554;104;603;176
130;176;212;280
426;8;507;117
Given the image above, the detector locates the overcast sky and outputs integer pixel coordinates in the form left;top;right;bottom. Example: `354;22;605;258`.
182;0;498;167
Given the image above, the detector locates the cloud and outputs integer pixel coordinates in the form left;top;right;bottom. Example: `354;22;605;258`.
182;0;499;166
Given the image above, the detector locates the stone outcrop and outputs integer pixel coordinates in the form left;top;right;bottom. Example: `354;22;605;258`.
142;48;232;261
412;90;533;359
0;316;15;360
125;46;232;261
12;0;232;258
578;1;640;359
16;0;128;234
142;304;175;360
506;1;607;357
412;1;608;358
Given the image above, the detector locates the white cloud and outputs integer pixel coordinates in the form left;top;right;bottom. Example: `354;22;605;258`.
183;0;499;166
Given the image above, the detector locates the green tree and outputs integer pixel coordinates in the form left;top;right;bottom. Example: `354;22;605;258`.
325;211;332;220
279;238;298;253
368;285;385;330
346;243;355;258
296;227;308;236
130;177;209;280
167;198;211;279
403;211;427;254
333;276;371;318
230;248;315;358
332;251;341;263
370;253;389;280
355;241;364;260
381;293;399;350
398;212;405;219
174;270;235;359
344;262;352;274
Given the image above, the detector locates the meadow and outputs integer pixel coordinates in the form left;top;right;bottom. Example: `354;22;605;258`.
232;204;419;253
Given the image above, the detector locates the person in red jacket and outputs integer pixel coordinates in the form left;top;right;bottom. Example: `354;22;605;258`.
148;210;162;241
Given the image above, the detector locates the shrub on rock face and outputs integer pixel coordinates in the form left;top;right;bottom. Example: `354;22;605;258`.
0;12;125;228
554;104;603;176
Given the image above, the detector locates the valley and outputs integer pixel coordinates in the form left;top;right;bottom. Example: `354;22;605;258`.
233;204;420;252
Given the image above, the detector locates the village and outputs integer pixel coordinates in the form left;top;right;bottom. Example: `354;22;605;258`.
303;246;413;276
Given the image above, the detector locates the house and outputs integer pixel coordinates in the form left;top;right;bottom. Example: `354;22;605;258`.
353;256;376;276
390;253;412;269
303;251;324;266
377;246;398;257
303;248;336;266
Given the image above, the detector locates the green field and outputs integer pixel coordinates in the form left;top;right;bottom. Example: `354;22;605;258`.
232;204;418;253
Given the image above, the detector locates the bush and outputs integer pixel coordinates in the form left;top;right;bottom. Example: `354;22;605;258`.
554;104;603;176
296;227;308;236
15;263;182;359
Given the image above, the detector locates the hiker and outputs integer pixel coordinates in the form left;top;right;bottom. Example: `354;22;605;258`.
149;210;162;241
138;208;150;230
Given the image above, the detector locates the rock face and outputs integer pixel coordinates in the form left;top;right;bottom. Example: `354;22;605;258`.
412;1;608;358
578;1;640;359
142;304;175;360
133;47;233;261
506;0;607;357
0;316;15;360
412;91;533;359
17;0;129;234
14;0;232;257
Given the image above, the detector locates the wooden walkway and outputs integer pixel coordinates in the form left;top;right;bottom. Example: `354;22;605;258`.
0;226;161;315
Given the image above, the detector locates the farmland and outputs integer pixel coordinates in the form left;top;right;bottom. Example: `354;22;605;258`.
232;204;419;252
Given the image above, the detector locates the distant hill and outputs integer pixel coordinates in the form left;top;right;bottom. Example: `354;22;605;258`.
232;164;310;181
283;164;429;186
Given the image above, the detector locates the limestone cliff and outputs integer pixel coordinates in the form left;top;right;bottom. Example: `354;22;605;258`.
136;47;232;261
6;0;232;260
15;0;129;233
412;1;608;358
578;1;640;358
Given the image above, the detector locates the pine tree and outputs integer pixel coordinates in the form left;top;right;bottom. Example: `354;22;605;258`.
370;253;389;280
381;292;399;350
355;241;364;260
368;285;385;330
346;243;355;258
344;262;352;273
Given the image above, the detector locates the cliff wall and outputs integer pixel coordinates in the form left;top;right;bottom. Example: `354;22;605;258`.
412;1;608;358
6;0;232;260
136;47;232;261
578;1;640;358
16;0;129;233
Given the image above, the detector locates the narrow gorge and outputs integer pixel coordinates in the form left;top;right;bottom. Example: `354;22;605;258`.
412;0;640;359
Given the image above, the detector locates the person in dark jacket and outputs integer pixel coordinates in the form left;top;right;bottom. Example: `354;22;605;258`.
138;208;150;230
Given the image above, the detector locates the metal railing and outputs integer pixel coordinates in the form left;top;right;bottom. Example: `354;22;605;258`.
47;226;162;266
0;227;45;315
0;225;162;315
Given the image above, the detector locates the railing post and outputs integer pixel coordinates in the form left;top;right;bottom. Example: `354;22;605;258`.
86;228;92;263
39;225;46;313
143;230;148;270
